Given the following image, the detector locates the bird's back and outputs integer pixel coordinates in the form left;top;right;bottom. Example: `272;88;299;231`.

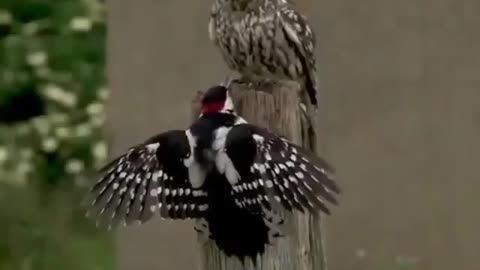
189;113;282;261
189;113;236;165
210;0;307;82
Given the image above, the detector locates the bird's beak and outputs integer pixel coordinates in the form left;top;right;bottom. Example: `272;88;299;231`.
220;75;235;90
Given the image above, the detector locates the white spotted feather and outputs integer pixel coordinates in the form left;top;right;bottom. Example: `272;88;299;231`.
87;130;209;228
225;124;340;215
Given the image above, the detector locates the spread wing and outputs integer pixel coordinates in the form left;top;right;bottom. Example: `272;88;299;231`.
86;130;208;228
219;124;340;215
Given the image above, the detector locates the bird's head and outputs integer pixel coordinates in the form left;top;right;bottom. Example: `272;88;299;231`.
200;85;235;115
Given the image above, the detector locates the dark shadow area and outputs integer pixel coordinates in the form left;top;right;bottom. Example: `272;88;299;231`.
0;87;45;124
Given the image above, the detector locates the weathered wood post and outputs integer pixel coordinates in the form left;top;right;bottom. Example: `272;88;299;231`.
192;81;329;270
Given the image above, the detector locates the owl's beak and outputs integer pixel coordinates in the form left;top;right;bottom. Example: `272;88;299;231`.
220;75;236;90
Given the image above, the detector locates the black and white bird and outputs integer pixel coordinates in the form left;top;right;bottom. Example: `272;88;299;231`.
86;85;340;262
209;0;319;108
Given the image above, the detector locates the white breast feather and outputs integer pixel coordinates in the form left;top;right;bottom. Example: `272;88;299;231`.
213;126;240;185
189;162;207;189
184;129;206;188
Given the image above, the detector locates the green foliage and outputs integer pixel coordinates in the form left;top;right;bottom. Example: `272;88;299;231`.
0;0;107;185
0;184;114;270
0;0;112;269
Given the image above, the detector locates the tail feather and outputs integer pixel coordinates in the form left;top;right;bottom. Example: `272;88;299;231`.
304;74;318;108
199;171;283;263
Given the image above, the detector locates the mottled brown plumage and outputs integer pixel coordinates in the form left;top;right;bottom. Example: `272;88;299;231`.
209;0;318;107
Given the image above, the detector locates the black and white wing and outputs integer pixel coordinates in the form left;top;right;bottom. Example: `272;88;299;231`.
218;124;340;215
86;130;208;228
278;5;318;107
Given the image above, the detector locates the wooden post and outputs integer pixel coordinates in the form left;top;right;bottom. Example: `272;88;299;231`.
192;81;329;270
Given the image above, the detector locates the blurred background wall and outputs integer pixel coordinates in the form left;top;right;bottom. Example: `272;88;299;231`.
107;0;479;270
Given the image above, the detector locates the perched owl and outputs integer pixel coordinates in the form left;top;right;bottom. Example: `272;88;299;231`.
209;0;319;108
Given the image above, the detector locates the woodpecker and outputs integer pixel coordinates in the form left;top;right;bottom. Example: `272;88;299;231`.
86;85;340;262
209;0;319;108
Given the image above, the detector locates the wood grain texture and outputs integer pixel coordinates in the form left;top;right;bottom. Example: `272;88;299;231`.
192;81;328;270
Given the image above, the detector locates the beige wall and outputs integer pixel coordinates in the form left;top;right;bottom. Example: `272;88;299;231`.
107;0;480;269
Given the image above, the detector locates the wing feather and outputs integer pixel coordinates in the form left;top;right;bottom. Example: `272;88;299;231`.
223;124;340;215
86;130;208;228
279;6;318;106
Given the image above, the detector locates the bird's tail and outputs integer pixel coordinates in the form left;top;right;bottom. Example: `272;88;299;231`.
194;172;284;264
304;73;318;109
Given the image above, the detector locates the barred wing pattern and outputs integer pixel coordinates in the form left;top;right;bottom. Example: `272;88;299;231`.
87;130;208;228
279;5;319;106
224;124;340;215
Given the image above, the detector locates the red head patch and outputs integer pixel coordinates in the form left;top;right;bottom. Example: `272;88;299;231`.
201;101;224;114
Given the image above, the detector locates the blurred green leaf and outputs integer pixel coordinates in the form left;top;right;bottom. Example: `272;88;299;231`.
0;0;111;269
9;1;53;23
